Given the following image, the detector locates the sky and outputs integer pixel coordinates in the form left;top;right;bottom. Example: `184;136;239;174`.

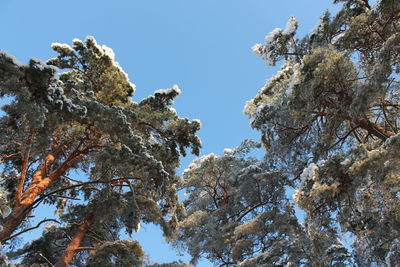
0;0;340;265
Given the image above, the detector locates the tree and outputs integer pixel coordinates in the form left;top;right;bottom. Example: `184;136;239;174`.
176;141;353;266
175;141;303;265
2;1;400;266
178;0;400;265
247;0;400;265
0;37;200;266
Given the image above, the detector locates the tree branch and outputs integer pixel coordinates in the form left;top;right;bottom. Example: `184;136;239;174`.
0;152;20;163
74;247;95;251
1;218;60;243
16;130;34;204
327;125;360;150
39;253;55;267
30;177;142;209
235;201;269;222
353;116;395;141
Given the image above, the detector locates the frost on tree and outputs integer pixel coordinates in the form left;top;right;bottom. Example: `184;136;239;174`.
245;0;400;265
0;37;200;266
175;140;352;266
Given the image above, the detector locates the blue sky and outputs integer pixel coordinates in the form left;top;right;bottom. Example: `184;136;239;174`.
0;1;339;265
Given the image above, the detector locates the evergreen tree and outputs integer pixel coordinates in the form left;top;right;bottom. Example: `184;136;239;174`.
178;0;400;266
246;0;400;264
2;0;400;266
177;141;353;266
176;141;308;266
0;37;200;266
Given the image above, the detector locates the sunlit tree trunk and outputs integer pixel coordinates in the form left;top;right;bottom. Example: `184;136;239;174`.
55;213;94;267
0;151;84;241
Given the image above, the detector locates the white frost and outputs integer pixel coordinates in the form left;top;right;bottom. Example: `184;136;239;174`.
51;42;73;51
286;63;301;97
332;32;345;44
300;162;319;183
243;99;256;116
192;119;201;127
224;148;234;155
0;50;23;67
101;45;116;60
241;162;262;176
135;222;141;232
155;84;181;96
283;17;298;35
172;84;181;94
72;38;83;44
252;43;264;57
43;222;58;233
197;153;216;163
265;28;282;45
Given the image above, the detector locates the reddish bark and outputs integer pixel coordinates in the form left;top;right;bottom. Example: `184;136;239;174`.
55;213;94;267
0;152;84;241
353;116;395;141
16;131;34;204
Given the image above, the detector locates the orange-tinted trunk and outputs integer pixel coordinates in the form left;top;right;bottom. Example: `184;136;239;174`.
0;153;83;242
55;213;94;267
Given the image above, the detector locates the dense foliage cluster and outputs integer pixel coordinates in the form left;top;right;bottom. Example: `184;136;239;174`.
1;0;400;266
177;0;400;266
0;37;200;266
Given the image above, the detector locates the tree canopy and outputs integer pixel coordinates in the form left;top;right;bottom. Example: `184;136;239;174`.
1;0;400;266
0;37;200;266
177;0;400;266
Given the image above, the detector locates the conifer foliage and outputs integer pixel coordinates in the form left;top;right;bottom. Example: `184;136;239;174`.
0;37;200;266
1;0;400;266
177;0;400;266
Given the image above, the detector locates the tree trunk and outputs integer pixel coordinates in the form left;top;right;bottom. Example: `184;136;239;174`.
55;213;94;267
0;152;83;241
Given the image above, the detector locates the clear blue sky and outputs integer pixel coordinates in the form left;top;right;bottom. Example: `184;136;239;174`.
0;1;339;265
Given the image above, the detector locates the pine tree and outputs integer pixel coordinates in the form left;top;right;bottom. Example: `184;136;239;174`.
177;141;353;266
176;141;307;265
0;37;200;266
178;0;400;265
247;0;400;265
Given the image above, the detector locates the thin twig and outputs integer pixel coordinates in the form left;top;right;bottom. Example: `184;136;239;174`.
30;177;142;209
74;247;95;251
0;152;20;163
51;195;81;201
235;201;269;222
327;126;360;150
39;253;55;267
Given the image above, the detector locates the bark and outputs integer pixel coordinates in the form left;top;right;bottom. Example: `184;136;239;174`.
354;116;395;141
55;213;94;267
16;131;34;204
0;152;84;241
